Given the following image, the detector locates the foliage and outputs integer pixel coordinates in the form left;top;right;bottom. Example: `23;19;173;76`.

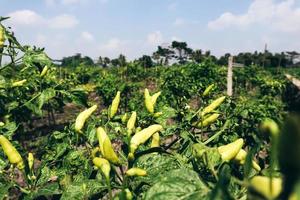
1;17;300;200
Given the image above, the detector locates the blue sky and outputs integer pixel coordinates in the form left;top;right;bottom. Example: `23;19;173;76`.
1;0;300;60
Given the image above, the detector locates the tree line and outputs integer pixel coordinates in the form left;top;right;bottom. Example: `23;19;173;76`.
61;41;300;68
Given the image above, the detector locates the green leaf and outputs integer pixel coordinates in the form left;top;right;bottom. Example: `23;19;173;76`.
192;143;222;169
60;179;106;200
53;143;68;160
0;75;6;88
244;144;260;179
38;88;56;109
36;165;69;188
86;123;96;145
53;131;66;140
24;183;61;200
60;90;88;107
0;122;18;138
7;101;19;112
36;165;56;186
210;164;235;200
43;142;69;162
62;149;93;182
25;101;42;116
0;158;7;170
135;154;183;182
154;106;177;127
131;154;189;195
22;48;52;69
143;168;211;200
63;150;86;167
0;183;11;200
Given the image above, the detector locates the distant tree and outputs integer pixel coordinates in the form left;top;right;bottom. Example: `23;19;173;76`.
244;52;254;66
153;46;174;65
228;51;294;67
61;53;80;67
61;53;94;67
158;46;172;65
286;51;300;64
279;52;289;67
204;50;211;57
82;56;94;66
217;53;231;65
152;52;162;65
270;53;281;67
210;55;218;63
191;49;203;63
111;58;119;66
257;52;265;66
118;54;127;66
103;57;111;68
110;54;127;67
97;56;104;66
138;55;153;68
171;41;193;64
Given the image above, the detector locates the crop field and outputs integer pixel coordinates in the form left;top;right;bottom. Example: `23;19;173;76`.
1;12;300;200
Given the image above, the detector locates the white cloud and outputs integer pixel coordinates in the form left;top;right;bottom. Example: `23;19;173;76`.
97;38;135;58
7;10;44;26
80;31;94;42
272;0;300;32
208;0;300;33
7;10;79;29
48;14;79;29
147;31;163;46
173;18;185;26
101;38;122;51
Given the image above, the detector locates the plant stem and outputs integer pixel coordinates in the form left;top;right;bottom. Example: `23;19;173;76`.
106;177;113;200
203;120;230;145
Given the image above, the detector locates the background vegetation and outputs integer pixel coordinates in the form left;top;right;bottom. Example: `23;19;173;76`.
1;17;300;200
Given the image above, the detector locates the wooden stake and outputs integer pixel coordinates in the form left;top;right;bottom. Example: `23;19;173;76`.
227;56;233;96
